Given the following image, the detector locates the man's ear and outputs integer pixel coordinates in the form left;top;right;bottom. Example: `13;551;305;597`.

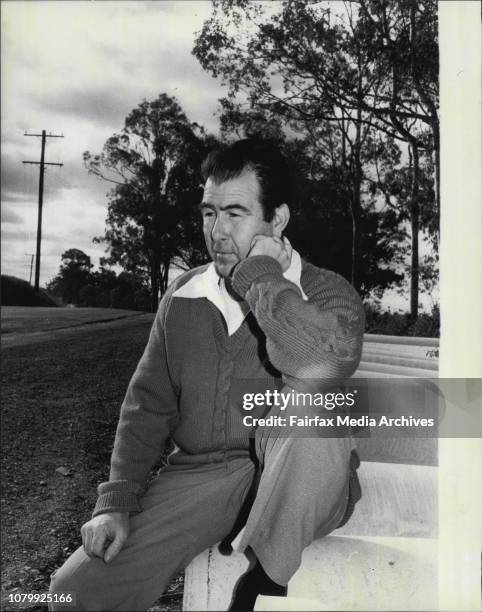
271;204;290;238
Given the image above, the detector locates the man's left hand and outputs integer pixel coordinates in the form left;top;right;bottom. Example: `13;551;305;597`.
247;235;292;273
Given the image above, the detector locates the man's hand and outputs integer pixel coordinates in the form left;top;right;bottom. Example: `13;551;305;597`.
81;511;129;564
247;235;292;273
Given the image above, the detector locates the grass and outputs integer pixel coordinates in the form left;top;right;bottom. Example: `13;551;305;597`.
1;310;183;611
1;306;145;335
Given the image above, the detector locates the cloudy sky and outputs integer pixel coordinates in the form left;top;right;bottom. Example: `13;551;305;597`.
1;2;477;315
1;1;224;286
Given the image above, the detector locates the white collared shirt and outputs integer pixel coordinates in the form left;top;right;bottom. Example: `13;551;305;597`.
172;249;308;336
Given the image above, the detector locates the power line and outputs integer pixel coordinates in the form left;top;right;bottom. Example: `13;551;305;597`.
22;130;64;291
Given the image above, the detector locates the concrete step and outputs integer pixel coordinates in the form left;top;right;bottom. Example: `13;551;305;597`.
363;334;439;347
362;343;438;359
183;461;437;610
255;595;321;610
357;361;437;377
256;535;438;611
355;437;437;466
360;351;438;371
184;535;438;611
183;547;250;611
360;333;439;377
337;462;437;538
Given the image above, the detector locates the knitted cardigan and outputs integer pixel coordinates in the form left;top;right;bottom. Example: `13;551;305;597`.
93;255;365;517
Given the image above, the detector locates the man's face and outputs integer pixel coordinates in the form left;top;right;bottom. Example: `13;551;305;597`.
200;170;275;278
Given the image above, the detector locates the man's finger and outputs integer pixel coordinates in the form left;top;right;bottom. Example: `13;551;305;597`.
91;528;109;558
104;532;126;564
82;528;93;557
283;236;293;257
250;234;268;247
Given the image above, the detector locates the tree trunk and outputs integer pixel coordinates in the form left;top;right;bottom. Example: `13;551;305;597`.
160;258;170;296
409;144;420;321
432;119;440;241
351;58;364;292
349;193;362;291
150;269;159;313
149;252;160;312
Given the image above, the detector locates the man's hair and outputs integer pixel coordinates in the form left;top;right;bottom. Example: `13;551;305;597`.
201;139;293;221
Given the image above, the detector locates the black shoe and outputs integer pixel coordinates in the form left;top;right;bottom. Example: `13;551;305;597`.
228;561;287;611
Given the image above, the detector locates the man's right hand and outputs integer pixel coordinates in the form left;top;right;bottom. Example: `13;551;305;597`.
81;512;129;564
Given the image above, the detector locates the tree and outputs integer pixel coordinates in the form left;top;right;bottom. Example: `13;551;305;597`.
355;0;439;319
47;249;93;304
282;137;404;298
84;94;213;311
193;0;439;317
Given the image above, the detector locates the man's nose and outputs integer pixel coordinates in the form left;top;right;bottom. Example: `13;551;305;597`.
211;215;229;241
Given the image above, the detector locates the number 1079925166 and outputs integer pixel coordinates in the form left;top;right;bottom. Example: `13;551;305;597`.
8;592;75;605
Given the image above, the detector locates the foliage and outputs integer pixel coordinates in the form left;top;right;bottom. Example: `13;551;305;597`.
193;0;439;316
1;275;57;307
46;249;93;305
84;93;213;311
280;138;404;297
365;302;439;337
47;251;153;311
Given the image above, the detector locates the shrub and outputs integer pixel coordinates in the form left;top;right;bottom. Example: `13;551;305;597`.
406;304;440;337
1;275;57;307
364;303;439;338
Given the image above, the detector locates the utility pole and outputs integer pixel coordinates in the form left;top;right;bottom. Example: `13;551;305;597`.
25;253;35;285
23;130;63;291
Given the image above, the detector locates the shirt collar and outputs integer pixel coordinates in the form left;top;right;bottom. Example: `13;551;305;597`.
172;249;307;335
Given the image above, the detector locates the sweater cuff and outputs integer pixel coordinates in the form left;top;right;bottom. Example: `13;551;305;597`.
92;480;143;517
232;256;283;298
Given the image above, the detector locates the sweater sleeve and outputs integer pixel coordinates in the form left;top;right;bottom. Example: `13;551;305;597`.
231;255;365;385
92;288;179;517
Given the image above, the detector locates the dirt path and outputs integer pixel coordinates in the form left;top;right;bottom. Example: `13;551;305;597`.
1;313;153;349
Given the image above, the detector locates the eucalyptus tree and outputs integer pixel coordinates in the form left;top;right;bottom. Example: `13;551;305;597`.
84;94;212;310
194;0;438;317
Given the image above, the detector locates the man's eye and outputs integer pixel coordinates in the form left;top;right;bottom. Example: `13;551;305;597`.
202;211;214;218
228;212;241;218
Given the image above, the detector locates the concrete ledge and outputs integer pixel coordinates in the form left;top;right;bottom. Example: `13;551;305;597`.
183;461;437;610
364;334;439;347
337;462;437;538
256;535;438;611
355;437;437;466
360;333;439;377
183;337;439;610
184;535;438;611
183;547;250;612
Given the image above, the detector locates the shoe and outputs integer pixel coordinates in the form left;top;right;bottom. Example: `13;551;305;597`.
227;561;287;611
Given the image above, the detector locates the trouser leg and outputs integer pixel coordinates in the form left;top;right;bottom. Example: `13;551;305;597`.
236;421;352;586
49;458;255;611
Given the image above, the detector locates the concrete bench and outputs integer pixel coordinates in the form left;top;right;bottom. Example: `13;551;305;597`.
183;334;439;611
183;461;437;611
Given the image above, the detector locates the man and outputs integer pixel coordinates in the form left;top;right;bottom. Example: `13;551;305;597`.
50;139;364;611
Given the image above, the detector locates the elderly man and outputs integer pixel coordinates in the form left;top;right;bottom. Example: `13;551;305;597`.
50;139;364;611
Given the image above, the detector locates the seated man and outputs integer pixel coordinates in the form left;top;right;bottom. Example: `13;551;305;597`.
50;139;365;611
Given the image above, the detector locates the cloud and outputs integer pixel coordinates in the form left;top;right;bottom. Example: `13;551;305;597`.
1;208;24;225
27;87;135;130
1;137;114;212
3;1;223;133
1;199;109;285
0;154;39;202
1;1;224;285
